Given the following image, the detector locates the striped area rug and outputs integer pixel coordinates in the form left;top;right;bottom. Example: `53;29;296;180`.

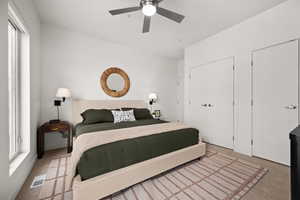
39;150;268;200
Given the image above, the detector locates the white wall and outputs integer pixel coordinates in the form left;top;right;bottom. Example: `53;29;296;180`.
0;0;41;199
176;60;184;122
0;0;10;199
40;25;179;150
184;0;300;155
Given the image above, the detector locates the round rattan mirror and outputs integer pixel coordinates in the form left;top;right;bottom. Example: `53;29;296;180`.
100;67;130;97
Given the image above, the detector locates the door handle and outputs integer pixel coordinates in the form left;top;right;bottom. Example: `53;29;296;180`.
285;105;297;110
201;104;214;108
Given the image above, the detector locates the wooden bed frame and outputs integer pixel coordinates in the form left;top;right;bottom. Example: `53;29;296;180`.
71;100;206;200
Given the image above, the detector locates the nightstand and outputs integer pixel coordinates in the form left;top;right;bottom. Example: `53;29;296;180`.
37;121;72;159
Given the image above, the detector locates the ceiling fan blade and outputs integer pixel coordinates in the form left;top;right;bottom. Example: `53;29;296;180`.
157;7;185;23
142;16;151;33
109;6;141;15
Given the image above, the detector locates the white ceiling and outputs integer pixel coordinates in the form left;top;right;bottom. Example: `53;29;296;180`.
34;0;286;59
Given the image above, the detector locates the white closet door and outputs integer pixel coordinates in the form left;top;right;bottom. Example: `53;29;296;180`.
252;40;299;165
189;58;234;149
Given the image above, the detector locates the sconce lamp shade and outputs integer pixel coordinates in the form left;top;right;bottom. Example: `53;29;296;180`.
149;93;157;101
56;88;71;99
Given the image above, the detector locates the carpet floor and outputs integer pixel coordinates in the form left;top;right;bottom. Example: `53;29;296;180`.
37;149;268;200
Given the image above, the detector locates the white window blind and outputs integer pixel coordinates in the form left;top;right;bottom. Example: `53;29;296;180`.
8;20;21;161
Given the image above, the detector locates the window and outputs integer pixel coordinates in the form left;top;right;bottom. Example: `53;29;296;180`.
8;4;30;164
8;20;21;161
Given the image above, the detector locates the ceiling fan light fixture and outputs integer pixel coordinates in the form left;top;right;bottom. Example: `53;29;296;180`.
109;0;185;33
142;3;156;16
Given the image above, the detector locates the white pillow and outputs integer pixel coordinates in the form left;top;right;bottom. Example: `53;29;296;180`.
111;110;136;123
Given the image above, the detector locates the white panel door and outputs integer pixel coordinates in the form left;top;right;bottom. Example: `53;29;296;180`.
252;40;299;165
189;58;234;149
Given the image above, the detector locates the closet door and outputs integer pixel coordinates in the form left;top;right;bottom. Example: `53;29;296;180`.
189;58;234;149
252;40;299;165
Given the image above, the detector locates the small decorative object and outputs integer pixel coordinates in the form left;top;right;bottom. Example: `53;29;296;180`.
153;110;161;119
50;88;71;124
100;67;130;98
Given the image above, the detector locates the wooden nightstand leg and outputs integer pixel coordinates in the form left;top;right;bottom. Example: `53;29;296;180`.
37;129;41;159
67;126;72;153
37;128;45;159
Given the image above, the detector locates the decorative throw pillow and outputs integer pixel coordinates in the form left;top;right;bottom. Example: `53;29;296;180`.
81;109;114;124
112;110;136;123
134;108;153;120
122;108;153;120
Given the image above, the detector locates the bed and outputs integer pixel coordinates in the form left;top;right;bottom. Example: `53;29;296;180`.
70;100;206;200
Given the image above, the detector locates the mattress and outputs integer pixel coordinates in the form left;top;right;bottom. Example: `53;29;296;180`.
74;120;199;181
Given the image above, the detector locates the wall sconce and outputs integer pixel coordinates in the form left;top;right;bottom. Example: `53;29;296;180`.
148;93;158;113
149;93;158;105
51;88;71;123
56;88;72;102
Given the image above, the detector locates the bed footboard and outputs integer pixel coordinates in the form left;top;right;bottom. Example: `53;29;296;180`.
73;142;206;200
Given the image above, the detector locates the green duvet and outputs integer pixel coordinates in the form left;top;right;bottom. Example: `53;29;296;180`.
75;119;199;181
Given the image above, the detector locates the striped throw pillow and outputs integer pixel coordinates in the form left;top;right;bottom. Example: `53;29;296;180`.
112;110;136;123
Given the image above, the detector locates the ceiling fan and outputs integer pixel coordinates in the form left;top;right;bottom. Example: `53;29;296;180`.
109;0;185;33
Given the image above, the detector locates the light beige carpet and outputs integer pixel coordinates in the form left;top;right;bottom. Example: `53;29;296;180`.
39;150;268;200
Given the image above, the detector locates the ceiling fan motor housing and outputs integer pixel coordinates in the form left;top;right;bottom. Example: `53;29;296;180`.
140;0;158;7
